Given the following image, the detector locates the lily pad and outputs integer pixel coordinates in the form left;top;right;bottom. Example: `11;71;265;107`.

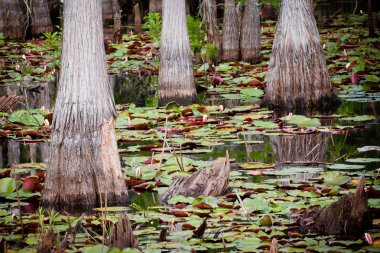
327;163;366;170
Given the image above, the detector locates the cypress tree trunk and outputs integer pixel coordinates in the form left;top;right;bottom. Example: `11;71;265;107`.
149;0;162;13
134;3;142;33
368;0;376;37
201;0;222;63
31;0;53;35
240;0;261;62
158;0;197;106
222;0;239;61
0;0;25;38
102;0;120;20
263;0;338;110
43;0;127;208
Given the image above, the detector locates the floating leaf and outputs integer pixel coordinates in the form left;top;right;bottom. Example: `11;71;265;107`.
240;88;264;97
346;158;380;163
0;178;16;194
327;163;365;170
241;197;269;213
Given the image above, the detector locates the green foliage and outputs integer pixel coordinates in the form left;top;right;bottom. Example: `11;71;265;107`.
0;32;4;44
0;178;16;194
142;13;162;44
260;0;280;7
9;109;46;126
186;15;205;51
200;42;217;62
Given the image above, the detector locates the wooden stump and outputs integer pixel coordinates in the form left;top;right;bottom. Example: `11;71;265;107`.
162;152;230;203
109;213;140;250
0;95;25;113
301;175;368;236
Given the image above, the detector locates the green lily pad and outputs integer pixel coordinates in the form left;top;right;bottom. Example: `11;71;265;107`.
0;178;16;194
327;163;366;170
345;158;380;163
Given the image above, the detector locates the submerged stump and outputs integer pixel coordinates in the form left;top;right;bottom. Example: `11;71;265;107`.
109;214;140;250
162;152;230;203
301;175;368;236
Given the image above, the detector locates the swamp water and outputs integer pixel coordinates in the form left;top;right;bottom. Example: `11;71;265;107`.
0;77;379;252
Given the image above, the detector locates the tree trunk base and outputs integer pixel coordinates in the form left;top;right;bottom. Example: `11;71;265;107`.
162;152;230;203
241;49;261;63
222;49;239;62
300;175;369;236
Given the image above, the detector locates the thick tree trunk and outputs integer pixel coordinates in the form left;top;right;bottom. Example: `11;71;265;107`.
43;0;127;208
368;0;376;37
149;0;162;13
0;0;25;38
240;0;261;62
263;0;338;110
102;0;120;20
222;0;239;61
158;0;197;106
134;3;142;33
31;0;53;35
201;0;222;63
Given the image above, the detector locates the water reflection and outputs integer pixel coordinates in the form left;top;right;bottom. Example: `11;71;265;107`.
268;133;330;182
0;141;49;167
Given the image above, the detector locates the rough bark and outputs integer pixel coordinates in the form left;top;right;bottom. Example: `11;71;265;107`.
43;0;127;208
162;152;230;203
301;175;369;236
368;0;376;37
158;0;197;106
222;0;240;61
31;0;53;35
134;3;142;33
240;0;261;62
109;214;140;250
0;0;25;38
263;0;339;110
102;0;120;20
0;95;25;113
149;0;162;13
201;0;222;63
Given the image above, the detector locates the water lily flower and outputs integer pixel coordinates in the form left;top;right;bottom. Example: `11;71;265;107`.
364;233;373;244
135;167;141;178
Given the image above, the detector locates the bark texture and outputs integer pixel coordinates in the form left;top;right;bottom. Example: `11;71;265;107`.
368;0;376;37
134;3;141;33
162;153;230;203
158;0;197;106
31;0;53;35
201;0;222;63
102;0;120;20
301;175;368;236
0;0;25;38
43;0;127;207
264;0;338;110
149;0;162;13
222;0;240;61
109;214;140;250
240;0;261;62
